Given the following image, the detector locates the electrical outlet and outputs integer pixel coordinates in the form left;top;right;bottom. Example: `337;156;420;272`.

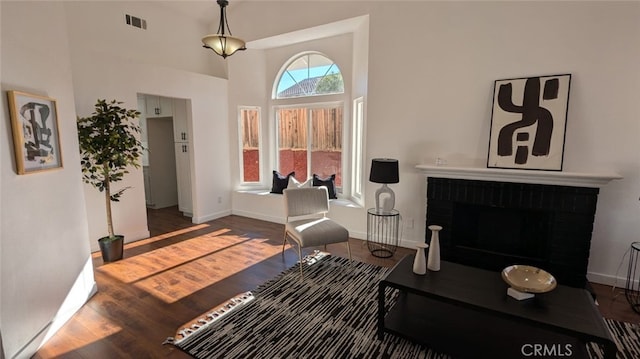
217;196;222;204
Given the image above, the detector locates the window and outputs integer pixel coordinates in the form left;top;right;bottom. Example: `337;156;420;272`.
274;53;344;99
268;51;365;201
351;97;365;202
276;105;343;187
238;106;261;183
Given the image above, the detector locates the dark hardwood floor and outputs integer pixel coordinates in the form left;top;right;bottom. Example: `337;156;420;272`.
34;206;639;358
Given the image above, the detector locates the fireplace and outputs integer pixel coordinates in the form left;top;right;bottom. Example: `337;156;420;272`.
425;177;601;288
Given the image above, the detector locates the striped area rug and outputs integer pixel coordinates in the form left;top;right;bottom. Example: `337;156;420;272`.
169;254;639;359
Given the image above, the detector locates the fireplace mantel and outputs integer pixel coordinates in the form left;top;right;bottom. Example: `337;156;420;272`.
415;164;622;188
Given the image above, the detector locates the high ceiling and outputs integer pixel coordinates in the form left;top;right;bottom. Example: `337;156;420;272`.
157;1;229;26
156;1;364;51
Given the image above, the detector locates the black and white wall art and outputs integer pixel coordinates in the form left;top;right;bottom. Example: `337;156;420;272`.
487;74;571;171
7;90;63;174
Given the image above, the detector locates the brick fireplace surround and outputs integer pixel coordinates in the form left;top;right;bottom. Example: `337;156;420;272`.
416;165;621;289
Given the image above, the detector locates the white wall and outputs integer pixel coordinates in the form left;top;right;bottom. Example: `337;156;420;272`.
61;1;226;78
1;1;4;353
230;21;369;236
1;1;231;355
69;50;230;251
65;2;231;252
1;3;638;356
1;2;95;358
230;33;353;186
229;1;640;285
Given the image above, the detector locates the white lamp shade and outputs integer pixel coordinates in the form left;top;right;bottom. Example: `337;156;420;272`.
202;34;246;57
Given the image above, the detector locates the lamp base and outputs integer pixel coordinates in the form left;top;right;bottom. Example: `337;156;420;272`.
375;184;395;213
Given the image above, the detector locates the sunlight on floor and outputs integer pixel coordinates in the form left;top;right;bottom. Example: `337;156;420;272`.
125;223;211;248
97;227;233;283
91;223;212;259
97;227;287;304
39;308;124;357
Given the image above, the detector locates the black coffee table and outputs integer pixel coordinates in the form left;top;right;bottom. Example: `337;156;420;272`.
377;255;616;359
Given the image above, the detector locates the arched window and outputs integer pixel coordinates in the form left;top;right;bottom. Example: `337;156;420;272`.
274;52;344;99
272;53;345;191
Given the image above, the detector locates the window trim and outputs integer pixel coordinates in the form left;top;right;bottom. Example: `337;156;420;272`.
238;105;263;186
273;101;345;193
268;51;364;204
350;97;365;205
272;51;345;100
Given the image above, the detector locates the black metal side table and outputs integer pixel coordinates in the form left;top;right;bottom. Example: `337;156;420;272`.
625;241;640;313
367;208;400;258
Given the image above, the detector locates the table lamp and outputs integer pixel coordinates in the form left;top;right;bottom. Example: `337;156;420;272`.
369;158;399;212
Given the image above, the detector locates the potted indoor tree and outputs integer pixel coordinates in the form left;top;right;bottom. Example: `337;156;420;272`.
77;99;143;262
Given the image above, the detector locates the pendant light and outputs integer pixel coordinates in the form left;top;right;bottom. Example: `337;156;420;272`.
202;0;246;58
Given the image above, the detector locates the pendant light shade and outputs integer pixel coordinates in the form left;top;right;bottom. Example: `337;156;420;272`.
202;0;246;59
202;34;246;58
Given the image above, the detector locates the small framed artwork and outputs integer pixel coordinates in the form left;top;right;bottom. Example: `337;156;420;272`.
487;74;571;171
7;90;63;174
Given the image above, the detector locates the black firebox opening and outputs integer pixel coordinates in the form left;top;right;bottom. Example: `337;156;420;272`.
451;203;551;272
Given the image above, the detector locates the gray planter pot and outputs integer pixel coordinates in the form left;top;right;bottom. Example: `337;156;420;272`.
98;235;124;262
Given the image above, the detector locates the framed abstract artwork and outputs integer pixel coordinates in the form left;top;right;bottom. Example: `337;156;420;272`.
7;90;63;174
487;74;571;171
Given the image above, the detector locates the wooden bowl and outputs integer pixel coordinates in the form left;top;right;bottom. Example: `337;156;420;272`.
501;265;557;293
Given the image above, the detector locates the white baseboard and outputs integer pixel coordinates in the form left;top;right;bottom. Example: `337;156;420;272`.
231;209;285;224
587;272;629;288
193;210;233;224
349;230;366;241
350;233;422;248
398;238;421;249
126;229;151;242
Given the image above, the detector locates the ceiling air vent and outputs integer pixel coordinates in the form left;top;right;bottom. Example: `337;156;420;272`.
125;14;147;30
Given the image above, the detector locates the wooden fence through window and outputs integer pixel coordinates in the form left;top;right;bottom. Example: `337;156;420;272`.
240;109;260;149
241;106;343;153
275;107;343;151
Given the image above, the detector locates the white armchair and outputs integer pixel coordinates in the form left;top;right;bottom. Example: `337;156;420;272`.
283;186;352;277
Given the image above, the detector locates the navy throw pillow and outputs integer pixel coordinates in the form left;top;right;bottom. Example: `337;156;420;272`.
312;174;337;199
271;170;295;194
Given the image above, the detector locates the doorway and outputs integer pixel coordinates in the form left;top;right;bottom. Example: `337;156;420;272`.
145;117;178;208
138;94;192;218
